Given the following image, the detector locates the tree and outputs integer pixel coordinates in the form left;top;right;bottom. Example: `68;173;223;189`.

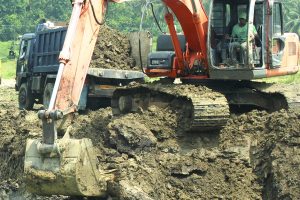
0;0;299;41
283;0;300;36
106;0;210;35
0;0;71;41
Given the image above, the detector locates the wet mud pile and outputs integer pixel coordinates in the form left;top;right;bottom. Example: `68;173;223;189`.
0;84;299;199
221;111;300;199
71;102;300;199
0;87;65;200
90;25;138;70
0;89;38;182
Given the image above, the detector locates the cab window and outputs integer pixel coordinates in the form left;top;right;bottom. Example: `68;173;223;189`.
273;3;283;35
19;40;28;60
211;3;231;36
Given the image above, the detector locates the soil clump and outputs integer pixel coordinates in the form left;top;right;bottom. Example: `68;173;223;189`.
221;111;300;199
0;85;67;200
90;25;138;71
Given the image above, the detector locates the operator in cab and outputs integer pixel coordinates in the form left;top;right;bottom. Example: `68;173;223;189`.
226;12;258;66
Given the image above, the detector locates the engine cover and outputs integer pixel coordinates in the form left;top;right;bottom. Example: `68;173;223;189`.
147;51;175;69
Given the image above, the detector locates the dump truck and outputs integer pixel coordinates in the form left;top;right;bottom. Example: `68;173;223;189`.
15;26;146;110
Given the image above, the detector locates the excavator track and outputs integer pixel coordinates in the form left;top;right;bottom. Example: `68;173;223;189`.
249;82;300;112
181;80;300;114
112;83;230;131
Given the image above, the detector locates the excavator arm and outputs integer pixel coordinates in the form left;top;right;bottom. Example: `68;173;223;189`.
24;0;128;197
146;0;209;77
40;0;129;144
52;0;127;114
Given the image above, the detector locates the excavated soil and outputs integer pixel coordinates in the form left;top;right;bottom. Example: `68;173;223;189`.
90;25;138;70
0;83;66;200
0;80;299;199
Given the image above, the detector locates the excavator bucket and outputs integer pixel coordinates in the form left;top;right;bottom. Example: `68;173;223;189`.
24;137;108;196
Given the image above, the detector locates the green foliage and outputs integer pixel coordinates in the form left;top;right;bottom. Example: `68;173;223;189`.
1;0;298;40
0;0;71;41
282;0;300;36
106;0;210;34
0;41;13;59
106;1;168;35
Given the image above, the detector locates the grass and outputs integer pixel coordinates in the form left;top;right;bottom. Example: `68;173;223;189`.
0;60;16;79
264;72;300;84
0;41;14;58
0;41;18;79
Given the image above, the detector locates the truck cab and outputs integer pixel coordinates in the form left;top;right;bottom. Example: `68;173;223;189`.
16;33;36;78
16;33;36;109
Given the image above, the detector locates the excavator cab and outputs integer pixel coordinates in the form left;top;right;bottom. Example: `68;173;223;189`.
207;0;299;80
144;0;298;80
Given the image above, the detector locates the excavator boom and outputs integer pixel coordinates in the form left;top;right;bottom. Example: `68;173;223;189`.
53;0;127;112
24;0;127;196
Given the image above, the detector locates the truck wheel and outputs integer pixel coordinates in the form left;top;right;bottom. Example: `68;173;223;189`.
43;83;54;109
19;83;34;110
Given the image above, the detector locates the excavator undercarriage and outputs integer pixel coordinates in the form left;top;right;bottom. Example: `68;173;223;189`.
112;80;300;131
112;83;230;131
184;80;297;112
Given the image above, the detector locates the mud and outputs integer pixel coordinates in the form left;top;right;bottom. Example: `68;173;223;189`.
72;107;260;200
0;81;300;199
90;25;138;70
221;111;300;199
0;84;67;200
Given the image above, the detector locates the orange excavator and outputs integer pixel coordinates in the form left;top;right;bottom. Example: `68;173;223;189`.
24;0;299;197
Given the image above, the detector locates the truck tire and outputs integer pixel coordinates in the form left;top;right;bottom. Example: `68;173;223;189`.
19;83;34;110
43;83;54;109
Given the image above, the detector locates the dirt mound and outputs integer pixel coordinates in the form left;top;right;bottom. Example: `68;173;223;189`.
221;110;300;199
70;100;300;199
90;25;138;70
0;87;67;199
0;88;39;182
71;106;259;199
0;85;299;199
